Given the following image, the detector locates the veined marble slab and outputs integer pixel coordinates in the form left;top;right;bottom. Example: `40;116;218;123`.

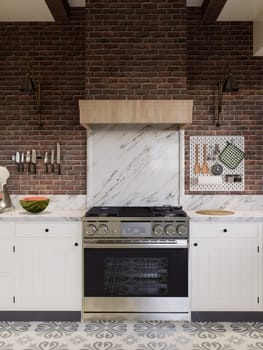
0;209;84;221
87;125;181;206
181;195;263;211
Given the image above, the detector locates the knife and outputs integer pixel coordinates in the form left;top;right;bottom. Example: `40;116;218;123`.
31;149;37;174
57;142;61;175
15;151;20;172
26;150;31;173
51;149;55;173
21;152;24;172
44;152;48;174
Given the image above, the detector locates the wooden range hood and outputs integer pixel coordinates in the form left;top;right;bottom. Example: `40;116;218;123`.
79;99;193;129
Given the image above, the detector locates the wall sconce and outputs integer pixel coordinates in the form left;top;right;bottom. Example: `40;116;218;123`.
216;67;239;127
20;66;43;129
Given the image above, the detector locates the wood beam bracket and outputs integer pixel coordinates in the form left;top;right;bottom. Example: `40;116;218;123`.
202;0;227;23
44;0;70;21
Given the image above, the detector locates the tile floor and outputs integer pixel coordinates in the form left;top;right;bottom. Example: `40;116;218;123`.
0;321;262;350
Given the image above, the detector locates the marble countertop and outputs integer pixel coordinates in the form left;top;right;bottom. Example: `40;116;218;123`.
0;209;85;222
0;208;262;222
188;210;263;222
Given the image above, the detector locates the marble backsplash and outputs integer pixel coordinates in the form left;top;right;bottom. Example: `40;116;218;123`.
181;195;263;211
87;125;181;206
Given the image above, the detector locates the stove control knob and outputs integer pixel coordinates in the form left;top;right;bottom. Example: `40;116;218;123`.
165;224;176;236
153;224;164;236
98;224;108;235
86;224;97;236
176;224;188;236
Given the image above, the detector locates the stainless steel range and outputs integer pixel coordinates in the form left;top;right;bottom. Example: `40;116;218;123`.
82;206;189;320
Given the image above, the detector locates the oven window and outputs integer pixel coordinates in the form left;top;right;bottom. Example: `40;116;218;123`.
104;257;168;296
84;248;188;298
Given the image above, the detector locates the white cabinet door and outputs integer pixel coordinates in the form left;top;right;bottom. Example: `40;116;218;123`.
15;222;82;310
0;223;15;308
191;222;260;311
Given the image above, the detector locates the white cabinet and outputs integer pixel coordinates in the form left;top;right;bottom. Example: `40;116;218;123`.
15;222;82;310
0;223;15;308
0;221;82;311
190;222;261;311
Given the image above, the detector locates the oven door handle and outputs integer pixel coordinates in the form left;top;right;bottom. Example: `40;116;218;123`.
83;241;188;249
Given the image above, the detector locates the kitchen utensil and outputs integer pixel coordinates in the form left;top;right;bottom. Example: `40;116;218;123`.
0;166;9;188
219;142;245;170
21;152;24;172
202;144;209;174
0;166;13;212
211;163;223;175
194;144;201;175
31;150;37;174
51;149;55;173
26;150;31;173
225;174;242;183
44;152;48;174
57;142;61;175
214;144;220;156
15;151;20;172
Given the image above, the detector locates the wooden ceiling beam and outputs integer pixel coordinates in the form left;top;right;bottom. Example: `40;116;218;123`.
202;0;227;23
44;0;70;21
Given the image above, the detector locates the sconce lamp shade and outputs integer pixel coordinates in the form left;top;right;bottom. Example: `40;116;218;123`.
20;67;43;129
216;68;239;127
20;72;36;93
222;72;239;92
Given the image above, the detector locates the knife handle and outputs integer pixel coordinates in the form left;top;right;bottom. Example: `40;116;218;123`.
51;164;55;173
45;163;48;174
21;163;24;172
17;163;20;172
28;162;31;173
58;164;61;175
33;163;37;175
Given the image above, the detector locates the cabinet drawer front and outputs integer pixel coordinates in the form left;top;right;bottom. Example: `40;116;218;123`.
0;223;15;237
16;222;81;238
191;222;258;238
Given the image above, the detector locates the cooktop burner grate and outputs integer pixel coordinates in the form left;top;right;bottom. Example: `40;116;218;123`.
85;205;187;218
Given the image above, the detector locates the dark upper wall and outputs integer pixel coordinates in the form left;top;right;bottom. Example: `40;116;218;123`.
0;3;262;195
85;0;188;98
185;8;263;194
0;9;86;195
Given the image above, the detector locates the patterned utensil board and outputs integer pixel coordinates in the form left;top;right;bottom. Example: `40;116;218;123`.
190;136;245;191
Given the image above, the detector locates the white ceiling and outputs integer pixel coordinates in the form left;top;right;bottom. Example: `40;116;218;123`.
218;0;263;21
0;0;54;22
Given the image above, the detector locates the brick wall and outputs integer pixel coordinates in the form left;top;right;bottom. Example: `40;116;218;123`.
185;8;263;194
85;0;187;98
0;3;262;196
84;2;262;195
0;9;86;195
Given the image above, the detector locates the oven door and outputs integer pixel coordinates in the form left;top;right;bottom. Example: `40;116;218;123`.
82;241;189;316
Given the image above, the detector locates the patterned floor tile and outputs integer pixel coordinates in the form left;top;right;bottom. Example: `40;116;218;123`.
0;321;262;350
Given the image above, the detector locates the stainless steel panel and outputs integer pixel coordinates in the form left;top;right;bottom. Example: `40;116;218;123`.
82;312;190;321
83;241;188;248
83;297;189;313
